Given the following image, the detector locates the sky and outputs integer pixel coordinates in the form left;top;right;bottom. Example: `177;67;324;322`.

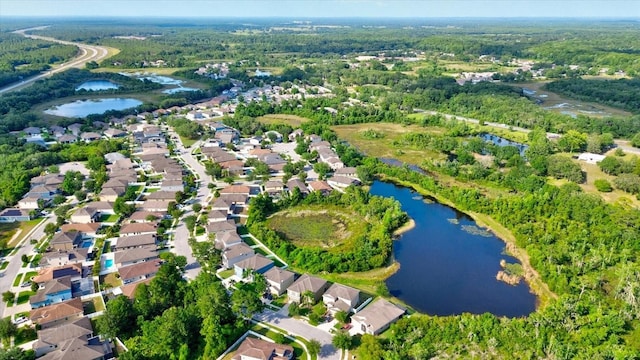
0;0;638;18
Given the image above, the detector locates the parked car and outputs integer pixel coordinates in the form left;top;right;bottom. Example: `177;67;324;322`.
20;281;31;288
13;316;28;325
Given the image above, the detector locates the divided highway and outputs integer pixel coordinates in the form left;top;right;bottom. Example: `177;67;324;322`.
0;26;112;95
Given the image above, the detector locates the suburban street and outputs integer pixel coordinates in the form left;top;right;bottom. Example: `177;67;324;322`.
0;26;111;95
168;134;211;280
255;305;341;360
0;216;55;319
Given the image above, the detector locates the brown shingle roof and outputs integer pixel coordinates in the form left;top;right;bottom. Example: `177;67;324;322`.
30;298;83;326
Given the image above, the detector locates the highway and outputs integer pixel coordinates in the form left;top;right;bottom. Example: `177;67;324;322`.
0;26;111;95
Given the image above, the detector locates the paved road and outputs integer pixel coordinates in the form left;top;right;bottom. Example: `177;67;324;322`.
0;216;55;318
0;26;111;95
168;133;212;280
255;305;341;360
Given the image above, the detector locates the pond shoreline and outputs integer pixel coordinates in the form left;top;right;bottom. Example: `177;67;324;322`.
377;174;556;309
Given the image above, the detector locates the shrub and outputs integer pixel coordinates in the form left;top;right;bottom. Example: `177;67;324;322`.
594;179;613;192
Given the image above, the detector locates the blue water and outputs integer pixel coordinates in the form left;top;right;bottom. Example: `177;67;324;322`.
76;80;119;91
138;74;182;85
370;181;536;317
81;240;93;248
44;98;142;118
163;87;198;94
104;259;114;269
481;133;529;157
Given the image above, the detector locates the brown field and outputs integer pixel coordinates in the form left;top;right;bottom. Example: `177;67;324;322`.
256;114;311;127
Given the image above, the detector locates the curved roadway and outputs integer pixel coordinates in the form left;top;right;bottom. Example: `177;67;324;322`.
0;26;111;95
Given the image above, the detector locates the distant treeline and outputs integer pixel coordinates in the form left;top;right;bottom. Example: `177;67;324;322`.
544;78;640;114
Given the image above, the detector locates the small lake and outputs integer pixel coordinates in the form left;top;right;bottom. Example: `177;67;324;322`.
75;80;119;91
371;181;536;317
44;98;142;118
481;133;529;157
138;74;183;85
163;86;199;94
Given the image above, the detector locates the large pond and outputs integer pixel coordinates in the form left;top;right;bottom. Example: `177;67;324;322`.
75;80;119;91
370;181;536;317
44;98;142;118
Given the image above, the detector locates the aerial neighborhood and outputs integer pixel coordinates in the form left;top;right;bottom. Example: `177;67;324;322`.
0;97;403;360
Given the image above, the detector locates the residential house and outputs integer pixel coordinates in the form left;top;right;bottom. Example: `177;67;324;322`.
80;132;102;142
48;125;66;137
28;185;59;200
114;246;158;267
263;267;295;296
120;278;153;299
263;180;284;195
0;208;31;222
219;193;249;206
29;298;84;329
160;179;184;192
211;197;234;214
87;201;115;215
288;129;304;142
30;276;73;309
325;157;344;170
208;210;229;223
50;231;82;251
24;127;41;136
146;190;177;201
38;336;110;360
138;200;171;212
328;176;358;189
57;134;78;144
307;181;332;196
222;243;255;269
351;298;405;335
258;153;287;172
216;230;243;249
334;167;358;178
104;128;126;138
18;196;42;210
67;123;83;136
40;249;88;268
129;210;165;223
30;174;64;188
114;234;156;251
104;152;126;164
287;274;329;304
70;207;99;224
32;316;93;357
232;337;294;360
220;185;251;196
97;186;126;202
32;263;82;284
234;254;274;278
322;283;360;314
286;179;309;196
119;222;157;236
60;223;101;237
118;258;162;284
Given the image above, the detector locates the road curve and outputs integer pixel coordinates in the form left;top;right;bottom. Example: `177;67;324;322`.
0;26;112;95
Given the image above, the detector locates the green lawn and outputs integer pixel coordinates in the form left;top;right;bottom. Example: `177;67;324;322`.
180;135;199;148
24;271;38;281
99;214;120;222
17;290;36;305
218;269;235;279
12;274;23;287
254;247;269;256
0;223;20;248
0;261;8;270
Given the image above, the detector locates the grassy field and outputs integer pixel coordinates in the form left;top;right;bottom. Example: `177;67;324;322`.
266;206;367;251
333;122;448;165
0;223;20;248
99;214;120;222
179;135;199;148
17;290;35;305
318;262;400;295
12;274;24;287
256;114;311;127
574;155;640;208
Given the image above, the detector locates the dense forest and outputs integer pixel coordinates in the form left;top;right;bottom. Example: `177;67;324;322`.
544;78;640;113
0;32;78;87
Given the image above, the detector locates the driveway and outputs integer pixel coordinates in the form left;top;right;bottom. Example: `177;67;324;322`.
254;305;341;360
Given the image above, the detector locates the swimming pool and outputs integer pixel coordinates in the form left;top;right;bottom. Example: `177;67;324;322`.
81;240;93;248
104;259;114;269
